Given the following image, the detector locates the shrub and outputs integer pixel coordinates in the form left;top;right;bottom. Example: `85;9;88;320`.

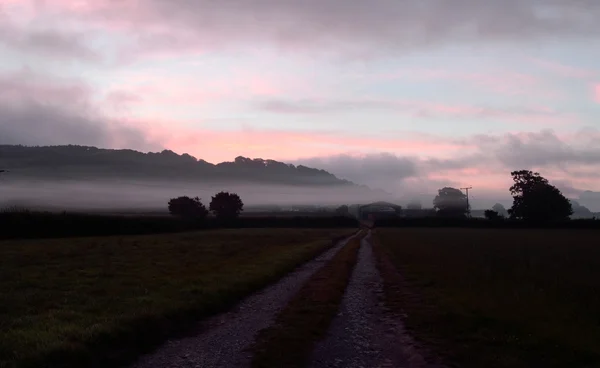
209;192;244;220
167;196;208;219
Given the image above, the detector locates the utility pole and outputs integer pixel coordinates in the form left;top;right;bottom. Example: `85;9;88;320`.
461;186;472;217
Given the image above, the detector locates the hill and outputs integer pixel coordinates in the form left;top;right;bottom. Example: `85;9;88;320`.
0;145;362;187
0;145;394;209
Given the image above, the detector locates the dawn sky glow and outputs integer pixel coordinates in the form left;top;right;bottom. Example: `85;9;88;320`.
1;0;600;199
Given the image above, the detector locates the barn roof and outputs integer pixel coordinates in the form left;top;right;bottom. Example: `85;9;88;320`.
359;201;402;210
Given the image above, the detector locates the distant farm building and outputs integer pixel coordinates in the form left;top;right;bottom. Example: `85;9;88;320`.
357;201;402;220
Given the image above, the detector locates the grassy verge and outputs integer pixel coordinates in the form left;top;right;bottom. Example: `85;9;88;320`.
374;228;600;368
250;232;364;368
0;228;353;368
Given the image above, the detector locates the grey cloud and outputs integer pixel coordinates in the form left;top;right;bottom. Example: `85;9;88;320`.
422;156;481;171
255;98;567;124
429;130;600;173
0;22;100;62
297;153;419;192
484;130;600;168
78;0;600;57
552;180;585;197
0;71;159;150
297;128;600;202
7;1;599;61
0;103;107;146
297;153;468;205
257;99;386;114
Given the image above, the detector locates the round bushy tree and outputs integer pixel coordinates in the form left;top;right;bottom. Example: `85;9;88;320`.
508;170;572;221
209;191;244;220
492;203;508;218
433;187;468;217
484;209;501;220
168;196;208;219
335;205;349;215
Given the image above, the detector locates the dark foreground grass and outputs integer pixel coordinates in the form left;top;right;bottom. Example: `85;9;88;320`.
250;232;364;368
374;228;600;368
0;228;352;368
0;211;359;240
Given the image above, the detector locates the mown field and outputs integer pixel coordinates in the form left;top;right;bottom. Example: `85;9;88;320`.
0;228;352;368
375;228;600;368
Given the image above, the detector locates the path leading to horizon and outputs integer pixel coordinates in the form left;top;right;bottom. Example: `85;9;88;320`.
131;236;354;368
132;231;441;368
309;232;441;368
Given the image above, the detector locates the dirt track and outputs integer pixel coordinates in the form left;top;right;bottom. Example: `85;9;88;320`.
132;231;442;368
309;231;444;368
131;236;354;368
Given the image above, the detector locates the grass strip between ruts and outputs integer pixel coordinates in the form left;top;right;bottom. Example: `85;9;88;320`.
250;231;364;368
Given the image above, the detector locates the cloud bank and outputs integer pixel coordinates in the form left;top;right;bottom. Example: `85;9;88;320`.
0;0;598;62
31;0;598;58
0;70;159;150
298;129;600;204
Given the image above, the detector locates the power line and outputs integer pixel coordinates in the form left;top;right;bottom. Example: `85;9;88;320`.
461;186;473;217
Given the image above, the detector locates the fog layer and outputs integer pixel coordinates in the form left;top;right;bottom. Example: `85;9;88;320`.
0;179;395;212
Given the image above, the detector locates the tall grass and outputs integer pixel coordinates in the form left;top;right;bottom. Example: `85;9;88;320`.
375;228;600;368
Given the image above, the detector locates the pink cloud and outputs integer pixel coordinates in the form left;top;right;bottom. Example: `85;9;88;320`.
427;170;510;192
104;71;312;111
594;84;600;103
114;120;600;193
0;0;38;22
133;123;471;163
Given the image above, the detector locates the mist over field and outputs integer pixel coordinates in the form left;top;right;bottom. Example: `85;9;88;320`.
1;177;599;213
0;179;396;212
1;145;599;213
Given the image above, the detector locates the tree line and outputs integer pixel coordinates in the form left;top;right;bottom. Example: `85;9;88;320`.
432;170;575;221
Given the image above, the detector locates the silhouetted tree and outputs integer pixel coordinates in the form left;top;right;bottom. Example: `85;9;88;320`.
433;187;468;217
209;191;244;220
508;170;572;221
168;196;208;219
491;203;508;218
335;205;349;215
484;209;501;220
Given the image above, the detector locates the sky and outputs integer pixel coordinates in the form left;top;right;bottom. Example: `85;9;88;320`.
1;0;600;202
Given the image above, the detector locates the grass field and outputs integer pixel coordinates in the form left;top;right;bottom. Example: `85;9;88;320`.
375;228;600;368
0;228;352;368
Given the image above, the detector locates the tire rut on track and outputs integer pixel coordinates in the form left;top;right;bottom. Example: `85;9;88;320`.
309;231;444;368
131;234;357;368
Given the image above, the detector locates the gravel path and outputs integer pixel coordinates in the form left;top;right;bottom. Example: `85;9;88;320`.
131;235;355;368
309;231;443;368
